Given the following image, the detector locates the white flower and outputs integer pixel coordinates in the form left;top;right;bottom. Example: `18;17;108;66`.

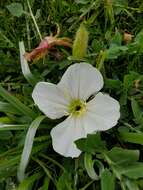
32;63;120;158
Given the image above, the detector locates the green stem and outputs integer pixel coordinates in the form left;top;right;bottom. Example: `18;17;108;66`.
74;158;79;187
96;50;107;71
79;180;95;190
27;0;42;40
40;153;66;172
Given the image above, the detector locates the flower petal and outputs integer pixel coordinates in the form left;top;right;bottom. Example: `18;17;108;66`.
51;116;86;158
32;82;69;119
83;92;120;132
58;63;103;100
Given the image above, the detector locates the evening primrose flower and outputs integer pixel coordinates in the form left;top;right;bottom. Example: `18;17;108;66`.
32;63;120;158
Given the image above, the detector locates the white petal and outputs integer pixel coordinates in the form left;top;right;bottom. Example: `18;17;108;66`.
50;116;86;158
83;92;120;132
32;82;69;119
58;63;103;100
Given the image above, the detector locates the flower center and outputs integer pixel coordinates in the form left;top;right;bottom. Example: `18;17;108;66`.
68;99;86;117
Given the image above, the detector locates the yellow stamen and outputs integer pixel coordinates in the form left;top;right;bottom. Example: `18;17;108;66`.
68;99;86;117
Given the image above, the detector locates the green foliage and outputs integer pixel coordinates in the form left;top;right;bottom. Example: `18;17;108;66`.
106;147;139;164
101;169;115;190
6;3;24;17
75;133;106;154
17;115;45;182
56;172;73;190
1;0;143;189
131;98;143;126
119;131;143;145
84;153;100;180
17;172;43;190
0;84;36;119
19;41;39;86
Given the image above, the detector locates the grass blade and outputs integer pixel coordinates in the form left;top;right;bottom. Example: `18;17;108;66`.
19;41;38;86
17;172;43;190
32;157;55;185
17;115;45;182
84;153;99;180
0;84;37;119
119;132;143;145
0;124;28;131
0;101;21;115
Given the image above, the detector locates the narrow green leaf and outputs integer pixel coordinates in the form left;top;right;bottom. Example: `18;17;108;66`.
101;169;115;190
0;143;48;180
32;157;55;185
19;41;38;86
0;101;21;115
131;98;143;126
120;72;141;106
17;115;45;182
0;31;15;48
119;131;143;145
0;131;13;140
104;0;114;26
125;179;139;190
112;0;128;15
32;142;50;155
0;116;12;124
39;177;50;190
134;30;143;52
0;124;28;131
0;155;20;173
56;171;73;190
17;172;42;190
0;84;36;119
84;153;99;180
40;153;65;171
72;23;88;59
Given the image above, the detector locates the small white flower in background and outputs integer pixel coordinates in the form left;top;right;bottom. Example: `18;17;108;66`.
32;63;120;158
